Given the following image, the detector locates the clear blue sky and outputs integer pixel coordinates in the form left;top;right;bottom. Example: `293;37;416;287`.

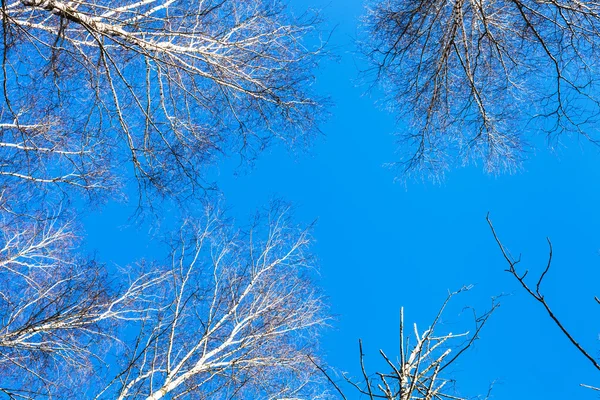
83;0;600;398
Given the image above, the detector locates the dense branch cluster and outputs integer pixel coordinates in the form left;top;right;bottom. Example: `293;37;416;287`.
107;205;328;400
0;204;328;399
0;213;168;398
0;0;331;398
364;0;600;175
1;0;324;202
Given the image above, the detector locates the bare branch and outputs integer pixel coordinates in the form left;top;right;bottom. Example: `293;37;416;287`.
102;203;329;399
363;0;600;177
0;212;167;398
0;0;326;207
346;288;498;400
487;214;600;374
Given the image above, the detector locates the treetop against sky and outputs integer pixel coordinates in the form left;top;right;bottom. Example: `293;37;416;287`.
2;0;600;398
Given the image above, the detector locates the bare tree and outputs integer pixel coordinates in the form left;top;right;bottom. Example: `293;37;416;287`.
0;212;167;399
0;203;329;398
97;203;329;399
363;0;600;176
0;1;330;396
0;0;326;206
339;287;497;400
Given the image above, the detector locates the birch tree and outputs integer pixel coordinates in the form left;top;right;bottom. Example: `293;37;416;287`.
0;0;325;205
363;0;600;176
100;203;328;399
0;203;329;399
345;288;497;400
0;213;167;399
0;1;330;396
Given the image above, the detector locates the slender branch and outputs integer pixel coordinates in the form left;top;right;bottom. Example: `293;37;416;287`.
487;213;600;372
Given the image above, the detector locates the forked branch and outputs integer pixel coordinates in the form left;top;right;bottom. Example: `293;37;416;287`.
487;213;600;378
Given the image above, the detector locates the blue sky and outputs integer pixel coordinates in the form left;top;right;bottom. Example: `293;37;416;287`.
83;0;600;398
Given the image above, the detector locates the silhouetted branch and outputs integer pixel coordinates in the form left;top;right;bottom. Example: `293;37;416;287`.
363;0;600;177
487;213;600;375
